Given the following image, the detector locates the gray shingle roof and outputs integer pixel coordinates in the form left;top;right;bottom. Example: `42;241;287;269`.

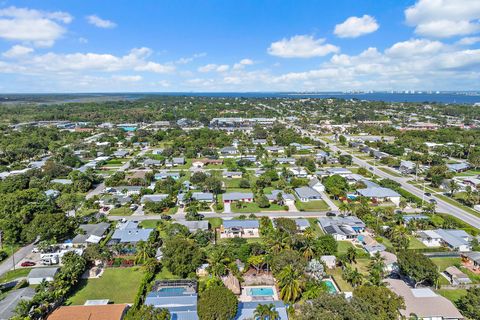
294;187;321;199
223;192;253;201
357;187;400;198
223;219;259;229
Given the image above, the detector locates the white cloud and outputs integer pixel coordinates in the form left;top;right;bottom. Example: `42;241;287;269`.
78;37;88;44
233;58;254;70
175;52;206;64
198;63;229;73
405;0;480;38
267;35;339;58
0;6;72;47
334;15;379;38
385;38;444;57
86;15;116;28
0;47;174;74
112;75;142;82
457;36;480;45
2;45;34;58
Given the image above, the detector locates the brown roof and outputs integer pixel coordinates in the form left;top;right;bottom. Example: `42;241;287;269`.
47;304;128;320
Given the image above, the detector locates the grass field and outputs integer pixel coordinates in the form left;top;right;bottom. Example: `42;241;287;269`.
307;218;324;236
0;268;32;284
295;200;329;211
436;289;467;303
67;267;144;305
379;167;403;177
155;267;180;280
408;236;427;249
108;207;133;216
139;220;162;229
207;217;223;229
337;241;368;257
231;202;260;213
327;268;353;292
430;257;461;271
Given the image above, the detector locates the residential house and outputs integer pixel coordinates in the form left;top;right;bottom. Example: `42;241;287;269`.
266;190;295;205
143;159;163;167
151;148;164;155
400;160;416;174
326;167;352;176
223;192;254;203
154;171;181;180
266;146;285;154
223;171;243;179
51;178;73;185
145;281;198;320
220;146;237;156
380;251;398;273
289;167;308;178
28;267;59;285
318;216;366;241
385;279;464;320
111;186;143;196
113;150;129;158
72;222;110;246
444;266;471;286
417;229;472;251
308;178;325;192
294;187;322;202
141;194;169;203
109;221;153;245
236;301;288;320
275;157;295;165
252;139;267;145
45;189;60;199
47;304;129;320
176;221;210;233
221;220;260;238
165;157;185;167
178;192;214;206
294;218;310;231
320;255;337;269
357;187;401;206
462;251;480;271
447;163;470;173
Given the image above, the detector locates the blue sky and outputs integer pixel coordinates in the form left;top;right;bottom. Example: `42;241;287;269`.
0;0;479;92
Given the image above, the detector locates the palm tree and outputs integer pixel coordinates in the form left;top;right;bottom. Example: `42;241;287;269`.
277;265;303;303
134;240;153;264
254;303;280;320
339;202;349;215
346;246;357;264
348;268;364;287
300;238;316;260
207;246;231;277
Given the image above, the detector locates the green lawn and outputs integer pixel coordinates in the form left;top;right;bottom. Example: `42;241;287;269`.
379;167;402;177
430;257;461;272
327;268;353;292
207;217;223;229
231;202;260;213
139;220;162;229
155;267;180;280
0;268;32;284
109;207;133;216
223;178;244;188
67;267;144;305
307;218;324;236
337;241;367;257
408;236;427;249
436;289;467;303
295;200;329;211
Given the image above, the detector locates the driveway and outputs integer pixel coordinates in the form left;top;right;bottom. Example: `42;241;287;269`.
223;202;231;213
320;191;339;211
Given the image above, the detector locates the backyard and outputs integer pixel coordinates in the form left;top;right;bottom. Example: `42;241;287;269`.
295;200;329;211
67;267;143;305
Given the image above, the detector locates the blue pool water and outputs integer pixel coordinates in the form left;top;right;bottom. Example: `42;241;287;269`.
248;287;274;296
159;287;185;295
120;126;137;132
323;279;338;293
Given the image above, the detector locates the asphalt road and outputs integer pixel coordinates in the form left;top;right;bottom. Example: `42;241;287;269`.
0;243;34;278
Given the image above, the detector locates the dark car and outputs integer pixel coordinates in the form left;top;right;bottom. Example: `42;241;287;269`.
197;214;205;219
429;199;437;204
161;215;172;220
425;192;432;197
326;211;336;217
21;261;36;267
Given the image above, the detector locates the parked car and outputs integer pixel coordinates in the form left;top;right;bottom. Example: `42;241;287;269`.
425;192;432;197
161;215;172;220
326;211;336;217
21;261;36;267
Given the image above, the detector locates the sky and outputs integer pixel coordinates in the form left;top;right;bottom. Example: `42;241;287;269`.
0;0;479;93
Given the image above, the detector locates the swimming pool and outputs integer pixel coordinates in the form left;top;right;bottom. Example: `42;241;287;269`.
248;287;274;297
323;279;339;294
120;126;137;132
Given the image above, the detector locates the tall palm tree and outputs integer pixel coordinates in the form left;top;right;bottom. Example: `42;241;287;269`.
207;246;231;277
134;240;153;264
300;238;316;260
348;268;364;287
277;265;303;303
346;246;357;264
254;303;280;320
